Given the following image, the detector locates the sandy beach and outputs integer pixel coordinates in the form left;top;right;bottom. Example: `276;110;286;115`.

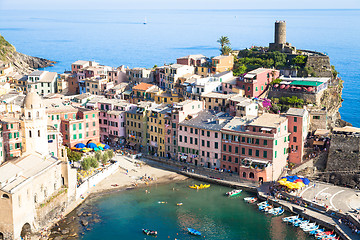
43;155;187;240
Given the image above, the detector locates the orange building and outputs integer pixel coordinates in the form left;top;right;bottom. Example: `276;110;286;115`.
211;55;234;73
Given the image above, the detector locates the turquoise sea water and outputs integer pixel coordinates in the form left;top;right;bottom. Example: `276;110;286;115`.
80;180;311;240
0;9;359;126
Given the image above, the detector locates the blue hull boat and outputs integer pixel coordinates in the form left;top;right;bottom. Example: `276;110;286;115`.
188;228;201;236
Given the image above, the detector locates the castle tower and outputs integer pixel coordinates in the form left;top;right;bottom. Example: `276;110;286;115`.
274;20;286;44
21;89;49;156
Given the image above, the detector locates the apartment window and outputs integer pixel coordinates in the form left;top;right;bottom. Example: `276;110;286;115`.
180;126;182;130
8;133;12;139
275;151;277;158
255;139;259;145
201;130;204;136
235;157;239;163
215;153;218;159
293;137;297;142
207;141;210;147
214;142;218;149
255;150;259;157
184;136;187;143
228;145;232;153
241;137;245;143
275;140;278;146
284;137;287;142
228;156;232;162
86;132;89;137
86;123;89;128
294;126;297;132
79;133;82;139
190;128;193;134
190;137;193;144
223;155;226;161
93;130;96;136
195;129;198;134
242;148;245;154
73;134;76;140
184;127;187;131
248;149;252;156
223;145;226;152
86;115;88;119
201;140;205;146
207;131;210;137
92;114;95;118
93;122;96;126
195;138;198;145
263;151;267;158
73;124;76;131
215;132;218;138
294;117;297;122
264;140;267;145
235;147;238;153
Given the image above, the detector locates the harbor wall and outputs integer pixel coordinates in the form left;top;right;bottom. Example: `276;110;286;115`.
76;161;119;200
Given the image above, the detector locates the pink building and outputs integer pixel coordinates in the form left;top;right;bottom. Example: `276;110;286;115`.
71;60;99;74
0;116;22;159
238;68;280;98
176;54;207;67
221;113;289;182
95;99;137;146
61;108;100;147
286;108;309;165
164;100;205;159
178;111;233;168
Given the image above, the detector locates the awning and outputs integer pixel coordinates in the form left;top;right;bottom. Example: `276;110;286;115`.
314;129;330;136
261;127;272;131
290;80;323;87
313;141;325;146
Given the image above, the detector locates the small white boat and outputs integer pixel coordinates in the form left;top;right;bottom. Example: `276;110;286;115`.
257;201;268;206
282;215;299;222
244;197;257;203
300;222;316;229
303;225;319;232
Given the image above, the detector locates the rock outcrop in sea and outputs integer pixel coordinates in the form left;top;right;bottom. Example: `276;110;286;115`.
0;34;56;74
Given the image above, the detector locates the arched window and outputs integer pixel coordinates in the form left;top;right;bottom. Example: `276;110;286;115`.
249;172;255;179
38;130;40;137
242;172;247;178
29;130;32;138
28;112;31;119
2;194;9;199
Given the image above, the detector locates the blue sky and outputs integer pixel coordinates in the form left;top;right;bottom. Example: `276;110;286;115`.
1;0;360;10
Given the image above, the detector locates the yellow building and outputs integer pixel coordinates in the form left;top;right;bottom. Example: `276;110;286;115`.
154;91;184;104
211;55;234;73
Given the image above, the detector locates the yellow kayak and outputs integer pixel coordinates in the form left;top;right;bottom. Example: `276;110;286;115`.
189;184;210;189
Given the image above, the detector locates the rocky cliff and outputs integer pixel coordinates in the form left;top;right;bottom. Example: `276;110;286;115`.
0;34;55;74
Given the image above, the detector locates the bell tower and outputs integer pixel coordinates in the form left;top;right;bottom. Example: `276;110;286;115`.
21;89;49;156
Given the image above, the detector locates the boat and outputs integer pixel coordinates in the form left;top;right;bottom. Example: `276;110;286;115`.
264;205;274;213
177;203;183;206
300;222;316;229
187;228;201;236
244;197;257;203
189;184;210;190
303;225;319;232
294;219;309;227
158;201;167;204
272;207;284;216
226;189;242;197
309;229;324;235
317;234;336;240
282;215;299;222
289;217;303;225
143;17;147;24
258;203;270;211
257;201;268;206
142;229;157;235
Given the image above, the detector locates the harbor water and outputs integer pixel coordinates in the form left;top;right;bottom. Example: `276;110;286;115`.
79;180;312;240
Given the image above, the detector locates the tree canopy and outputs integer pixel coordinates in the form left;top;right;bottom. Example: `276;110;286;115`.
217;36;232;56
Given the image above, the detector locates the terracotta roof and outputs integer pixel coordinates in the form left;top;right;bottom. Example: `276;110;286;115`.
132;82;155;91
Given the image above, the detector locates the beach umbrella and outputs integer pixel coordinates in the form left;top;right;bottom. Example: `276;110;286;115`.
280;85;285;89
307;87;314;92
98;145;104;151
274;84;279;88
94;147;100;151
285;85;290;89
296;87;302;90
302;178;310;185
104;144;110;149
86;142;98;149
97;143;105;148
75;143;86;149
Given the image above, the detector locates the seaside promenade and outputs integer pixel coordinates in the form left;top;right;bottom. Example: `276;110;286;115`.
139;155;360;240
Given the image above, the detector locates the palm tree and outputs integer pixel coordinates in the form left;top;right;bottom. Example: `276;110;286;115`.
217;36;231;55
221;46;232;56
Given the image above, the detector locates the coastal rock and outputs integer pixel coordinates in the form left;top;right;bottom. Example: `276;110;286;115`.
81;220;88;227
77;212;83;217
0;34;55;74
61;228;70;235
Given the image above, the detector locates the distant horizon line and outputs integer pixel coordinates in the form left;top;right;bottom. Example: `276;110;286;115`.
1;8;360;11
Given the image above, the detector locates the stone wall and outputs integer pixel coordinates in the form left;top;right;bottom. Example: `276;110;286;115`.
268;89;321;104
305;55;332;78
326;134;360;171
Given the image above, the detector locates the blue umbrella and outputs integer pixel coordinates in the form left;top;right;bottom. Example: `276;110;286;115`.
86;142;98;149
104;144;110;149
75;143;86;148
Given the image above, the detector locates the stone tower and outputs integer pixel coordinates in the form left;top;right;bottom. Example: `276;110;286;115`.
21;89;49;156
275;20;286;45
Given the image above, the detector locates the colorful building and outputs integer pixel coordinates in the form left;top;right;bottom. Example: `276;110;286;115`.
286;108;309;165
221;113;289;182
178;111;233;168
211;55;234;73
176;54;207;67
238;68;280;98
27;71;58;96
60;108;100;147
0;116;22;160
131;82;159;103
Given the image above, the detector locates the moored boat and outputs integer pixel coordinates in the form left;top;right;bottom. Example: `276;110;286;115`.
142;229;157;235
187;228;201;236
282;215;299;222
243;197;257;203
177;203;183;206
272;207;284;216
226;189;242;197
